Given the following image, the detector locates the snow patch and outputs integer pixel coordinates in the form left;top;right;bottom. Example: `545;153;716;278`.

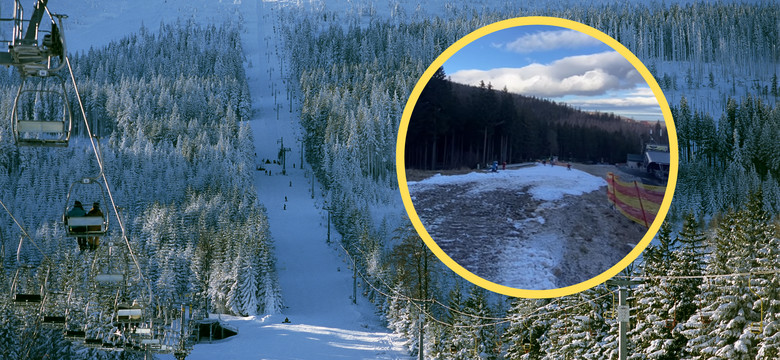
410;164;606;201
497;233;564;289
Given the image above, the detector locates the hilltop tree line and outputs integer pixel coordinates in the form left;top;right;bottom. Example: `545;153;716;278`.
406;67;659;170
0;21;279;358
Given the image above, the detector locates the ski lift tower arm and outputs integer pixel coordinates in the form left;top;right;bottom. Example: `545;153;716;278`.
0;0;52;65
22;0;50;45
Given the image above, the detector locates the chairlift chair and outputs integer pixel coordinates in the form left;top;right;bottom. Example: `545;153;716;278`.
83;336;103;348
137;323;165;351
41;290;69;328
10;264;45;306
747;276;764;335
11;73;72;146
2;1;68;74
91;245;126;288
63;329;86;341
64;178;109;239
100;332;125;352
115;299;144;323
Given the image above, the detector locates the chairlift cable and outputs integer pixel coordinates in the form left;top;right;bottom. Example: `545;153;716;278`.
0;196;51;264
65;55;153;305
612;269;780;280
338;242;613;329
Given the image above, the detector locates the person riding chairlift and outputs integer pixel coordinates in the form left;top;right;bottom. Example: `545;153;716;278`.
66;201;87;251
86;202;103;251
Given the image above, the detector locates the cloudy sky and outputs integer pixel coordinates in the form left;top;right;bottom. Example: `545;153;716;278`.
445;25;663;122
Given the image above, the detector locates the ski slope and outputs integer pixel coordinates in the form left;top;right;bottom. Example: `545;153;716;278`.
180;1;409;358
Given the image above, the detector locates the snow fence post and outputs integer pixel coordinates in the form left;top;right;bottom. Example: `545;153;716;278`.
633;180;649;227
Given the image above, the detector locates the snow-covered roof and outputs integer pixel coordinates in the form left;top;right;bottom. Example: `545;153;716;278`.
645;151;670;165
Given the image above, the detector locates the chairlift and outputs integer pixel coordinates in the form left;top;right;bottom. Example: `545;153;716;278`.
137;322;165;351
91;244;126;288
64;178;109;241
522;324;532;354
83;337;103;348
41;290;69;328
63;329;86;341
115;300;144;323
1;1;68;73
11;73;72;146
1;1;72;147
10;264;45;305
659;283;677;330
100;332;125;352
605;285;617;320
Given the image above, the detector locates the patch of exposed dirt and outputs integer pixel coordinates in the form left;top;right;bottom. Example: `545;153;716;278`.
410;179;647;289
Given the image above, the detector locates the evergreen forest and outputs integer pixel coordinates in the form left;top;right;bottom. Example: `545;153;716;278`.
281;1;780;359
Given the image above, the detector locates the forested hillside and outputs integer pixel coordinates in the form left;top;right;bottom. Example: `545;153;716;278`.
406;68;661;169
280;1;779;358
0;21;280;358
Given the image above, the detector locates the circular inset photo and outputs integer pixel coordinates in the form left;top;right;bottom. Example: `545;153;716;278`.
396;17;677;298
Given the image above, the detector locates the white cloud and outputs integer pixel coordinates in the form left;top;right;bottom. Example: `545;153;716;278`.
501;30;603;53
563;90;663;121
567;95;660;108
448;51;641;97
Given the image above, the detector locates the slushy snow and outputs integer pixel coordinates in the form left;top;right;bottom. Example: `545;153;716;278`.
409;164;606;201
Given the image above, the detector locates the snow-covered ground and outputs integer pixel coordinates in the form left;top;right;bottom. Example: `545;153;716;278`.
183;1;410;358
408;164;643;289
179;1;409;358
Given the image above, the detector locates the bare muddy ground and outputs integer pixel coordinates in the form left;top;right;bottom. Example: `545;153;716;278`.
410;175;647;289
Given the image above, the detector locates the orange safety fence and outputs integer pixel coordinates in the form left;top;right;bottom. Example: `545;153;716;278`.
606;172;666;228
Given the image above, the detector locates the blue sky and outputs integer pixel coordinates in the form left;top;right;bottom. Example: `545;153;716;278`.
445;25;664;122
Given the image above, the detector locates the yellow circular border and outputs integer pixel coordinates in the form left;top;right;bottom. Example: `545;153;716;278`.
396;16;678;298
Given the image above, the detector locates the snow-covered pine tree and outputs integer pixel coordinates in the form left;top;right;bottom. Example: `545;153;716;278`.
461;285;496;359
685;190;771;359
442;281;473;360
504;297;543;360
